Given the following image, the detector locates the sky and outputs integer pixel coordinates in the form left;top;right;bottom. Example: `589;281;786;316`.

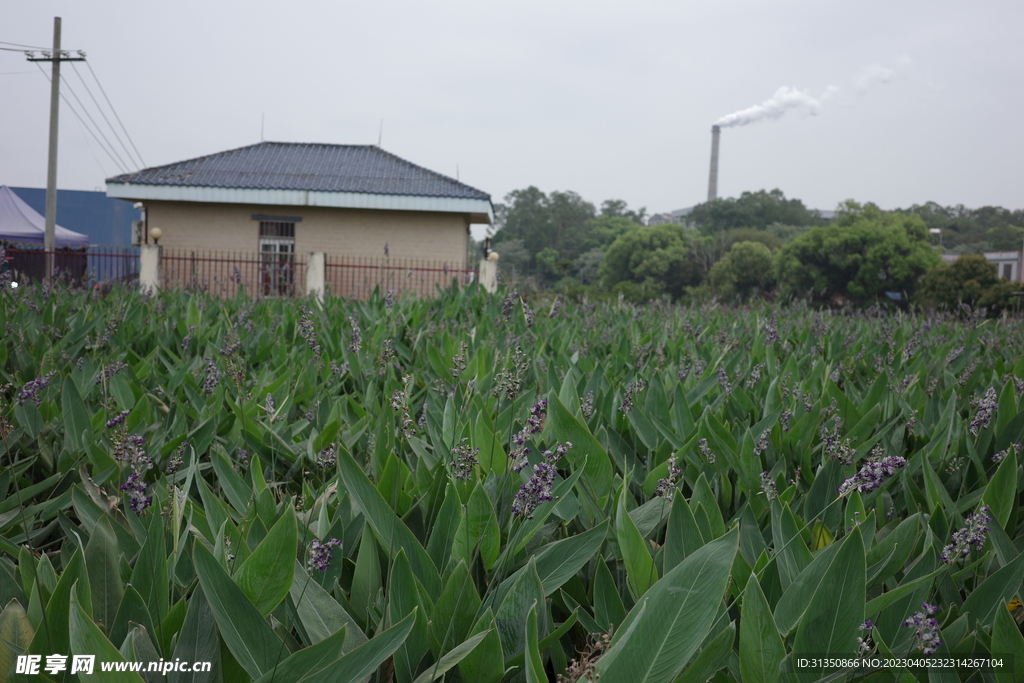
2;0;1022;241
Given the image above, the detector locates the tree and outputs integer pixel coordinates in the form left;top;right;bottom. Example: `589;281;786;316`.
915;254;1001;309
599;223;702;300
709;241;776;300
687;189;822;235
775;202;939;305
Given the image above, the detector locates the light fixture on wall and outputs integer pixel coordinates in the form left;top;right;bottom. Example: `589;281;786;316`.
150;227;163;245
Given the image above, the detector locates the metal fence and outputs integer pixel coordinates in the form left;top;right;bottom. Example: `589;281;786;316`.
1;244;477;300
325;255;476;299
161;248;307;298
1;244;139;288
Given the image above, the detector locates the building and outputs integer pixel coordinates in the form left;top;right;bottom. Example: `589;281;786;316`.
105;142;492;271
940;250;1023;282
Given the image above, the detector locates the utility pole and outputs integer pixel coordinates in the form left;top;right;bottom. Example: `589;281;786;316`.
26;17;85;284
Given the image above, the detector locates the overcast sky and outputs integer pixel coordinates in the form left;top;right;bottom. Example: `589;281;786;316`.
3;0;1022;240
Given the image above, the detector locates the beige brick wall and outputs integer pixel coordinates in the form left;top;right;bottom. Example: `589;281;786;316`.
144;201;470;268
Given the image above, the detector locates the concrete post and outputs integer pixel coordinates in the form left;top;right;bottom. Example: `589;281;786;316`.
139;244;161;294
478;258;498;294
306;252;325;302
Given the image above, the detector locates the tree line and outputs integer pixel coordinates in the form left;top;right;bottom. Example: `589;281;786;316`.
486;187;1024;313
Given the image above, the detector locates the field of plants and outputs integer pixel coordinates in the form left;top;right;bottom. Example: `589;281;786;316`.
2;281;1024;683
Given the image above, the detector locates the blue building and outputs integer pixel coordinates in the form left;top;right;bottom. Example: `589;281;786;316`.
10;187;139;246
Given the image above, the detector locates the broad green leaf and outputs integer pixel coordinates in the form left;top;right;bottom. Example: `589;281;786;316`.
457;608;504;683
29;548;89;661
69;588;145;682
533;521;608;596
130;510;168;624
349;524;382;622
524;603;545;683
451;482;500;571
982;445;1016;529
863;569;942;618
991;598;1024;683
593;558;626;635
426;483;462;572
494;558;545;658
664;494;705;572
773;539;844;635
690;474;725;539
545;390;613;503
411;630;490;683
616;485;657;601
792;526;866;682
233;506;296;616
62;376;91;452
85;515;123;633
676;620;735;683
211;449;252;515
297;611;415;683
338;450;441;598
109;586;155;653
388;549;431;683
193;541;283;679
960;549;1024;629
595;528;738;683
739;578;785;683
770;500;812;589
250;626;347;683
0;599;33;683
289;561;367;651
431;561;481;654
169;585;220;683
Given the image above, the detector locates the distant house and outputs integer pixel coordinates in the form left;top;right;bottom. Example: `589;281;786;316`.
941;250;1023;282
105;142;492;271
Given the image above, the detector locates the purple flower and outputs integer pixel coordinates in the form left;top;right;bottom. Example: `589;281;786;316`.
165;442;187;474
120;473;152;515
105;410;130;430
500;290;518;323
202;358;221;394
969;387;998;436
450;438;480;480
698;438;716;465
941;507;991;564
17;371;57;407
654;456;681;500
238;449;249;467
180;325;196;351
860;620;874;631
581;391;595;419
317;443;337;469
903;602;942;656
298;306;322;359
512;442;571;519
307;538;343;572
385;289;395;310
760;471;778;501
838;455;906;496
347;316;362;353
95;361;128;385
618;379;645;414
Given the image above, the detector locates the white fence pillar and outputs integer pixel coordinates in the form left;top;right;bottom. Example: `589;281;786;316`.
478;258;498;294
139;244;161;294
306;252;325;302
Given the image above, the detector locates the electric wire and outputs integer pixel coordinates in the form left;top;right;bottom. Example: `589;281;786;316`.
81;62;146;168
70;63;143;170
57;71;132;173
0;40;52;49
32;62;128;175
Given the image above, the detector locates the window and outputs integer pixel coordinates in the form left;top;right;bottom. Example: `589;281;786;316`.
259;221;295;296
1003;263;1013;280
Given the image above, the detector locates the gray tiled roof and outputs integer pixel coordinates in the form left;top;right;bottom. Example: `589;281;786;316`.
106;142;490;200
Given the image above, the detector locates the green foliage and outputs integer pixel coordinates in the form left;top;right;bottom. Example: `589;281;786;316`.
687;188;823;235
599;223;702;299
2;280;1024;682
775;202;940;304
917;254;1024;315
709;241;776;301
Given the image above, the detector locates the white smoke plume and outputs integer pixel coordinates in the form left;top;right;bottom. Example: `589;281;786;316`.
854;64;895;92
714;85;838;128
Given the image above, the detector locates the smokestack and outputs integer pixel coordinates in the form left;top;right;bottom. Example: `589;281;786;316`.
707;125;720;202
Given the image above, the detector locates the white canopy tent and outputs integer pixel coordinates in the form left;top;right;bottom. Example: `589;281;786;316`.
0;185;89;247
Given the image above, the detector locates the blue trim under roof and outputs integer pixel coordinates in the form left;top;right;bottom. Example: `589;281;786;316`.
106;142;490;200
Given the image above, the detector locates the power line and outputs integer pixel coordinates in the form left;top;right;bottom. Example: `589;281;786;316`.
0;39;52;49
81;62;145;168
70;63;142;170
58;71;131;173
32;62;128;175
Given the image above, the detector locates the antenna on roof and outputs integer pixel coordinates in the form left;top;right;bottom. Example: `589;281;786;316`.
261;114;264;141
456;164;459;181
378;119;383;147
